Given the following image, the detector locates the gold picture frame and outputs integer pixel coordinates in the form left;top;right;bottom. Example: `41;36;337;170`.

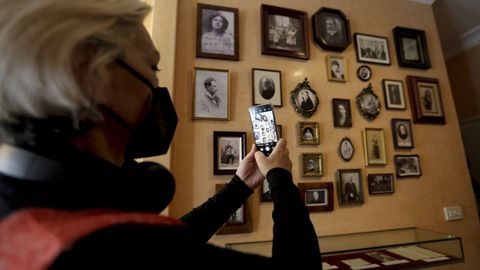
362;128;386;166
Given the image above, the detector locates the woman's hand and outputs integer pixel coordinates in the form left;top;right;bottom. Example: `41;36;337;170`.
254;138;292;175
236;144;265;190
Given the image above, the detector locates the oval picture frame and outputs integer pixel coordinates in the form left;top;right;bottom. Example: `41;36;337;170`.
356;83;381;122
338;137;354;162
290;78;319;118
357;65;372;81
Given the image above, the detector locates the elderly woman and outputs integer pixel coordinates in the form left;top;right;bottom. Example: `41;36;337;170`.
0;0;320;269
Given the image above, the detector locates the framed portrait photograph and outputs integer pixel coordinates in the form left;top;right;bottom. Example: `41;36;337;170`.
276;124;283;139
338;137;354;162
213;131;246;175
298;182;334;212
298;122;320;145
252;68;282;107
383;79;406;110
261;4;310;60
391;119;414;149
393;26;431;69
196;4;239;61
301;153;323;177
193;67;230;120
332;98;352;128
394;154;422;178
407;76;445;124
362;128;387;166
357;65;372;81
215;184;253;235
356;83;381;122
261;180;273;202
290;78;319;118
312;7;351;52
337;169;364;205
354;33;391;65
368;174;394;195
327;55;347;82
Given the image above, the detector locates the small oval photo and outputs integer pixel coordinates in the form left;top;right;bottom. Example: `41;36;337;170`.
259;76;275;99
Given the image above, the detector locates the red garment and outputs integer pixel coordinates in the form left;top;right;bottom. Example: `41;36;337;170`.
0;208;183;270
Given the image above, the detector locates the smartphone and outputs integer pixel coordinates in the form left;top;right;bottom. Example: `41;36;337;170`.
248;104;279;156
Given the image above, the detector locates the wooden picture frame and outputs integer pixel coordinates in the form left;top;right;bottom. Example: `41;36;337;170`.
312;7;351;52
213;131;246;175
391;118;414;149
298;182;334;212
362;128;387;166
383;79;406;110
252;68;282;107
393;26;431;69
193;67;230;120
368;174;394;195
327;55;347;82
298;122;320;145
337;169;364;205
406;76;445;124
301;153;323;177
196;3;239;61
354;33;391;65
261;4;310;60
394;154;422;178
215;184;253;235
332;98;352;128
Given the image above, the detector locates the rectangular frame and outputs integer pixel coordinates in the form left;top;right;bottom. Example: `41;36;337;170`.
393;26;431;69
298;122;320;145
261;4;310;60
391;118;414;149
298;182;334;212
193;67;230;120
368;174;394;195
252;68;283;107
301;153;324;177
261;180;273;202
354;33;391;65
196;4;239;61
407;76;445;124
337;169;364;205
383;79;406;110
332;98;352;128
215;184;253;235
362;128;387;166
327;55;347;82
213;131;246;175
395;154;422;178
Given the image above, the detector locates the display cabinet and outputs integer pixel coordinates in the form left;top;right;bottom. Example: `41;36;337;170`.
225;227;464;269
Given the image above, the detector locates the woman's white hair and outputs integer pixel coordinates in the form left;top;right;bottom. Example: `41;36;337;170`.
0;0;151;124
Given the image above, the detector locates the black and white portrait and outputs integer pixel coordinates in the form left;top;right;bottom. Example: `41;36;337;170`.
194;68;229;120
357;65;372;81
368;174;394;194
418;83;442;117
363;128;386;166
392;119;414;149
401;37;420;61
298;122;319;145
338;137;354;162
305;189;327;205
332;99;352;128
267;14;302;52
252;69;282;106
356;84;380;122
218;138;240;168
312;7;351;52
290;78;319;118
338;169;363;205
383;79;406;110
302;153;323;177
327;56;346;82
395;155;421;177
354;33;391;65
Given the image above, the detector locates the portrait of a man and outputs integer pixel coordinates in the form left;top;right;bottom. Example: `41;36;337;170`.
312;7;351;52
338;170;363;204
259;76;275;99
322;16;344;46
333;99;352;128
392;119;414;149
194;68;229;120
306;190;325;205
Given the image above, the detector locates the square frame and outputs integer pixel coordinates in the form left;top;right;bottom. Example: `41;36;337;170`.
327;55;347;82
301;153;323;177
298;182;334;212
193;67;230;120
215;184;253;235
354;33;391;65
252;68;283;107
391;118;414;149
337;169;364;205
332;98;352;128
298;122;320;145
312;7;351;52
407;76;445;124
196;4;239;61
368;174;394;195
261;4;310;60
383;79;406;110
393;26;431;69
394;154;422;178
362;128;387;166
213;131;246;175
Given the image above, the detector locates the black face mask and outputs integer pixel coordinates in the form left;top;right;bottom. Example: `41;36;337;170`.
109;59;178;159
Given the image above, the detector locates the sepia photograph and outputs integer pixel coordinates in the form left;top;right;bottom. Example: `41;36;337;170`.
383;79;406;110
407;76;445;124
298;122;320;145
337;169;364;205
213;131;246;175
252;68;282;107
354;33;391;65
301;153;323;177
368;174;394;194
332;98;352;128
193;68;230;120
298;182;334;212
327;55;347;82
362;128;386;166
312;7;351;52
391;118;414;149
395;155;422;178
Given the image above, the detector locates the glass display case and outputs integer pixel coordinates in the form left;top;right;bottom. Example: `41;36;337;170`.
225;227;464;269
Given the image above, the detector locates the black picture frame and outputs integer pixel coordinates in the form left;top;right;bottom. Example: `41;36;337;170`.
356;83;381;122
312;7;351;52
354;33;391;65
383;79;406;110
213;131;246;175
391;118;414;149
394;154;422;178
338;137;354;162
393;26;431;69
332;98;352;128
261;4;310;60
290;78;319;118
337;169;364;205
357;65;372;81
368;174;394;195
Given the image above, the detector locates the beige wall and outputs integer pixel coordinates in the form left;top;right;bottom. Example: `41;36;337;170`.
159;0;480;269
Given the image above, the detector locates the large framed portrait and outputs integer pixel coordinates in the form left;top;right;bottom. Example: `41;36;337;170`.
362;128;387;166
337;169;364;205
356;83;381;122
290;78;319;118
332;98;352;128
261;4;310;60
327;55;347;82
193;67;230;120
368;174;394;195
394;154;422;178
338;137;354;162
391;119;414;149
298;182;334;212
252;68;282;107
312;7;351;52
393;26;431;69
383;79;406;110
301;153;323;177
215;184;253;235
406;76;445;124
196;4;239;61
354;33;391;65
298;122;320;145
213;131;246;175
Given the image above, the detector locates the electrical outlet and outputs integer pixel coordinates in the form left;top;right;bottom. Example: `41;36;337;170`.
443;206;464;221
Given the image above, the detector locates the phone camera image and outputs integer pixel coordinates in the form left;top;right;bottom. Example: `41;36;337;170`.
249;104;278;156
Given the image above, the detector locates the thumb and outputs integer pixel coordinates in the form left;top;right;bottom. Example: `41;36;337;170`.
254;150;268;164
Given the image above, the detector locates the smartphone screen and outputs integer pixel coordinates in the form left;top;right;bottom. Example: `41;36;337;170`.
248;104;278;156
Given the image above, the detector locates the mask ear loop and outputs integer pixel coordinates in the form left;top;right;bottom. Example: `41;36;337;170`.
115;59;156;90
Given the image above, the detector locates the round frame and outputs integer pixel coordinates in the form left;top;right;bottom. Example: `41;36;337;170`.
338;137;354;162
357;65;372;81
290;78;319;118
356;83;381;122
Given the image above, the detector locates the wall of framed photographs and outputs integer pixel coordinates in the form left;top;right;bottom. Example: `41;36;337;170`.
154;0;480;267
